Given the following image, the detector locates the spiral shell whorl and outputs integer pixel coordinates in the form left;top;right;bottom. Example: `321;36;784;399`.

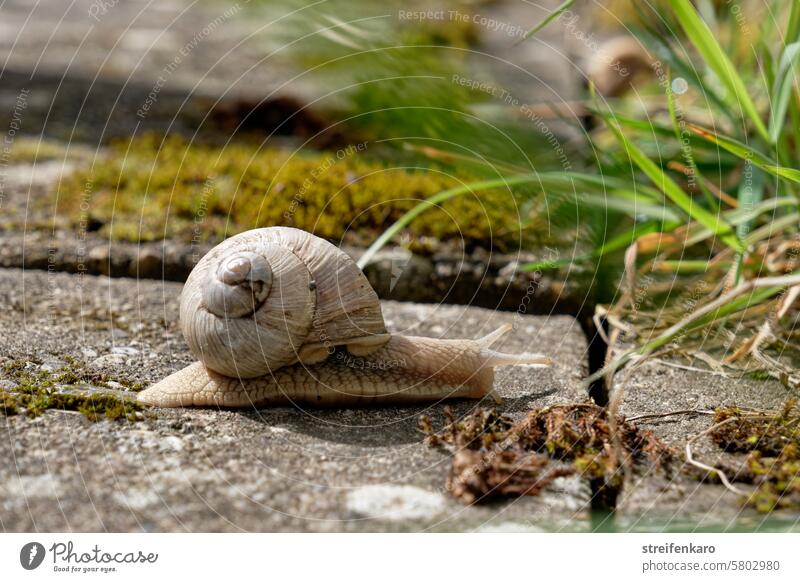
204;251;273;318
181;232;316;378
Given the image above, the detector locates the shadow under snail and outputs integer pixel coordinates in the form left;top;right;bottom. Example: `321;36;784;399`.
138;227;551;408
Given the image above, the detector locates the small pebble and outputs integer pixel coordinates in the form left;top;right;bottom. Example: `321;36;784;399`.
111;346;139;356
345;485;446;522
111;328;129;341
89;354;126;368
39;358;65;373
0;379;19;392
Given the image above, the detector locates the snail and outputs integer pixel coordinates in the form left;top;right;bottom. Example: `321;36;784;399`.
138;227;552;408
587;36;654;97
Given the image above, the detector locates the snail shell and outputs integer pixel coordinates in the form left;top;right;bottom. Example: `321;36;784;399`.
180;227;389;378
587;36;653;97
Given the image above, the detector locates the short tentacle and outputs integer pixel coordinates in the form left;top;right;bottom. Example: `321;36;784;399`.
476;324;553;368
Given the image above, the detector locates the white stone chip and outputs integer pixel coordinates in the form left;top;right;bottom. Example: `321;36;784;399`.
346;485;446;522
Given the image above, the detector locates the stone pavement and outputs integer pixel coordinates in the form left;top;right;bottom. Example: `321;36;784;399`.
0;268;591;532
1;269;797;531
614;357;798;531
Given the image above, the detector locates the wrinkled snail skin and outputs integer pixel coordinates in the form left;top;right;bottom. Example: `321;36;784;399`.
137;324;552;408
139;226;552;409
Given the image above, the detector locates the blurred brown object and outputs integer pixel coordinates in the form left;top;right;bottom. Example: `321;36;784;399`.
587;36;654;97
209;96;343;146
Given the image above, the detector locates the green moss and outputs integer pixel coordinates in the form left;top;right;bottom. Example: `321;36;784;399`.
8;137;70;163
711;400;799;456
746;370;773;381
1;360;145;422
0;392;18;415
744;446;800;512
53;134;539;251
710;401;800;512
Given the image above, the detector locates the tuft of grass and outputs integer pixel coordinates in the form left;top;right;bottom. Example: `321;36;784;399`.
563;1;800;387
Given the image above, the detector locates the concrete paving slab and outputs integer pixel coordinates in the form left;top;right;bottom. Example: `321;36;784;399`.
612;356;797;531
0;268;590;532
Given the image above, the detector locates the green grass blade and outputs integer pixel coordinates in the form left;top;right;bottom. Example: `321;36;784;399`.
356;175;540;269
517;0;576;44
604;118;744;252
682;197;797;247
768;41;800;144
520;222;667;272
594;221;671;257
576;193;681;221
687;123;800;182
670;0;770;141
520;257;575;272
630;25;728;114
787;1;800;47
641;285;784;354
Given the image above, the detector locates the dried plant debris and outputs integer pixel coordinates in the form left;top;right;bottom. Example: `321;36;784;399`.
711;400;799;455
447;448;574;505
708;400;800;512
0;359;146;422
420;404;675;506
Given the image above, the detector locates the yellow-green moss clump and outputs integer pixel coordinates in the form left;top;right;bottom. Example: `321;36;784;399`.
8;137;72;163
0;360;145;422
710;401;800;512
54;134;534;250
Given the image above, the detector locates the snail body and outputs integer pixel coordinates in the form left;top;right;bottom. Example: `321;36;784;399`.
139;227;551;409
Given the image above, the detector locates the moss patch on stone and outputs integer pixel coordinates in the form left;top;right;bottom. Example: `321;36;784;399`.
0;359;145;422
710;400;800;512
53;134;542;251
711;400;799;456
8;137;72;163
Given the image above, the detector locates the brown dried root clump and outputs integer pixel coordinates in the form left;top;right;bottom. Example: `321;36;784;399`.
420;404;675;505
709;400;800;512
711;400;799;455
